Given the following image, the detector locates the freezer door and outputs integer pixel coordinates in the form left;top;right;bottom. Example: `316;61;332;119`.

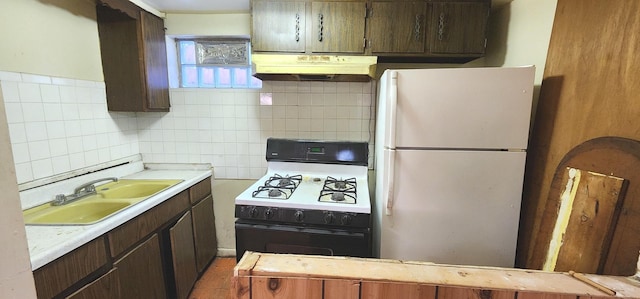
377;149;526;267
391;66;535;150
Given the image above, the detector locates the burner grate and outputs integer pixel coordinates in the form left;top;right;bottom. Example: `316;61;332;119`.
318;176;357;204
252;174;302;199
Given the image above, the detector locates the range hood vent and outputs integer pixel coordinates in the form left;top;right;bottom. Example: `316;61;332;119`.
252;54;377;82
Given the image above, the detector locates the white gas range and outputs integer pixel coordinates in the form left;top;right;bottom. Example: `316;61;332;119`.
234;138;372;260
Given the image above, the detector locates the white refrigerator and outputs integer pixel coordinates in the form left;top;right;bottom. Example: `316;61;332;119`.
374;66;535;267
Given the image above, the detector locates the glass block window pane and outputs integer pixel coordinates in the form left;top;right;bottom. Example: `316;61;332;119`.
182;66;198;87
233;68;249;88
199;67;216;87
180;41;196;64
177;39;262;89
216;67;232;88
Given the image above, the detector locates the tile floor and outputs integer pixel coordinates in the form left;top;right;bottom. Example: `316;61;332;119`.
189;257;237;299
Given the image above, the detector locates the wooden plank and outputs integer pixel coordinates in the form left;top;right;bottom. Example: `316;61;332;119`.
245;253;609;296
361;281;435;299
581;275;640;298
540;168;626;273
230;276;250;299
437;286;515;299
517;293;577;299
251;277;322;299
324;279;360;299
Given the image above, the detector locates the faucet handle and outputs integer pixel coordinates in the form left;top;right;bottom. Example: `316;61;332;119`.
52;194;67;205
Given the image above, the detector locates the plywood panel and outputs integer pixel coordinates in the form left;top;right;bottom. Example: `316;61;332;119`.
520;0;640;275
517;293;576;299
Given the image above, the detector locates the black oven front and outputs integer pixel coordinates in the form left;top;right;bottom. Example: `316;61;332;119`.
235;219;371;261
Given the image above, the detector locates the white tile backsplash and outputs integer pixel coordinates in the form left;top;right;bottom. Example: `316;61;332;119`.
2;72;376;183
1;72;140;185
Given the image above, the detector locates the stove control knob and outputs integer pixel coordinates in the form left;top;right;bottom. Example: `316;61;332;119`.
294;210;304;222
341;214;353;225
264;208;275;219
323;212;335;224
248;206;259;218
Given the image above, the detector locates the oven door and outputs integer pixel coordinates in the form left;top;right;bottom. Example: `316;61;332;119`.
235;219;371;261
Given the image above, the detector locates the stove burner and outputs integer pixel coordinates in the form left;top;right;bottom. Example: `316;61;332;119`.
268;189;283;197
331;192;345;201
319;176;357;204
265;174;302;189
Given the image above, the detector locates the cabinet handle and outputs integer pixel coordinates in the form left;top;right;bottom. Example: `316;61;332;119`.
414;14;424;41
295;13;300;42
318;13;324;42
437;12;446;41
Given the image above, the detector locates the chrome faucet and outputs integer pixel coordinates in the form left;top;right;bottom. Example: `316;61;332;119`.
52;177;118;206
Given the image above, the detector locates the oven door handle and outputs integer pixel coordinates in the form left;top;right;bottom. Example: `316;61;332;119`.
385;149;396;216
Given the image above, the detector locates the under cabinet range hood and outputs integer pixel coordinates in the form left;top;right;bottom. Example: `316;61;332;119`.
251;54;377;82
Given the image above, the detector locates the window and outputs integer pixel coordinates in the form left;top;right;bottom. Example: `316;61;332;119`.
177;39;262;89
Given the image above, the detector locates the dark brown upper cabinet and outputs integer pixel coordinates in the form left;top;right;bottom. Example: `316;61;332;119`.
251;1;307;52
97;1;170;112
429;1;490;55
368;1;428;54
251;0;367;54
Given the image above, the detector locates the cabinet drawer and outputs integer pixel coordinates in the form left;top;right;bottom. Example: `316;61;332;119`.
33;237;108;299
189;176;212;204
108;190;190;257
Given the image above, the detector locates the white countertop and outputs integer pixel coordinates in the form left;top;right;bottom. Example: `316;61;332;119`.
24;165;212;270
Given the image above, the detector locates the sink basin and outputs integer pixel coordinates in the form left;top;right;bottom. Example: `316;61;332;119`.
95;179;183;199
23;179;183;225
24;201;131;225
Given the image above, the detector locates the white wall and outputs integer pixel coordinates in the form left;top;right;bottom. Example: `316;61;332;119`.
485;0;558;122
0;0;103;81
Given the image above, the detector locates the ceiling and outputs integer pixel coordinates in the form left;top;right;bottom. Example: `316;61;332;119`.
141;0;514;13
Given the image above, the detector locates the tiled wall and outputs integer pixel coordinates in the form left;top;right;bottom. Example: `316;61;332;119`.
138;81;376;179
0;71;139;185
1;72;376;184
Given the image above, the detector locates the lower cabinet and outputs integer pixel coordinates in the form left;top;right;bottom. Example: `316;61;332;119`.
33;175;217;299
192;195;218;273
114;234;167;299
170;211;198;299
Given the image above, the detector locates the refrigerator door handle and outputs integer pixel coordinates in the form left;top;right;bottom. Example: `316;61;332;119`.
385;149;396;215
387;71;398;149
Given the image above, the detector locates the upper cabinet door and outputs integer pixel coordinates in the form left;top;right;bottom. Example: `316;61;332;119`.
252;2;306;52
429;2;489;54
310;2;366;53
368;1;428;54
140;11;170;111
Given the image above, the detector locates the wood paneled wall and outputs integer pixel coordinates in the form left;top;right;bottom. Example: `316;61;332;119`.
518;0;640;275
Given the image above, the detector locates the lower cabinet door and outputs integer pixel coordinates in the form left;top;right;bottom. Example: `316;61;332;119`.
66;268;120;299
192;195;218;272
170;211;198;299
114;233;167;299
